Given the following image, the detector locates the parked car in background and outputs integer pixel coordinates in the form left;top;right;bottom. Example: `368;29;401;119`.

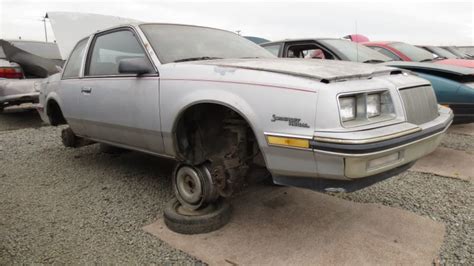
456;46;474;57
244;36;270;44
440;46;474;60
418;45;460;59
39;23;452;234
261;38;474;123
362;41;474;69
0;40;63;112
342;34;369;43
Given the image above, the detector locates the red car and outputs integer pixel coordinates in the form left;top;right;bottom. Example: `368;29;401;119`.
363;41;474;68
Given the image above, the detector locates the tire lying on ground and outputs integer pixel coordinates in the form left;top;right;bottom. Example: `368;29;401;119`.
164;198;232;235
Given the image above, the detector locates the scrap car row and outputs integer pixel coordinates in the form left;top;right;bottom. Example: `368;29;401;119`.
1;14;472;234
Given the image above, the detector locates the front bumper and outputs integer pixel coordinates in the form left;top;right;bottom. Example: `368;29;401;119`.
267;106;453;190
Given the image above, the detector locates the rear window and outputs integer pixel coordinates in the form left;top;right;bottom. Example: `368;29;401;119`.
0;47;5;59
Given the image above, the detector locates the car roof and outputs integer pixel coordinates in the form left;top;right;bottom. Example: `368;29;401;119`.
362;41;397;46
261;38;344;46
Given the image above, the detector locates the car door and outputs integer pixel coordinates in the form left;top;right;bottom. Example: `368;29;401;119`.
59;38;89;136
78;28;164;153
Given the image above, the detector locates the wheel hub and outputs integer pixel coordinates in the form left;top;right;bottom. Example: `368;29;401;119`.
173;164;219;210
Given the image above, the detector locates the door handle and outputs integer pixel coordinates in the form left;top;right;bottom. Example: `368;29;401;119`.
81;87;92;94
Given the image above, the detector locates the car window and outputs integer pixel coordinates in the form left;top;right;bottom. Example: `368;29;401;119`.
62;38;88;79
319;39;391;63
140;24;274;64
286;43;335;60
388;42;434;62
370;46;402;61
262;44;281;56
86;30;149;76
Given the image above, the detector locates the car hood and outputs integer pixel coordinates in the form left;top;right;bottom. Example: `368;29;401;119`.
190;58;398;82
434;58;474;69
382;61;474;76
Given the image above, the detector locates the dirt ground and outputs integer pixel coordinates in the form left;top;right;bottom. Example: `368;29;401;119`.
0;107;472;264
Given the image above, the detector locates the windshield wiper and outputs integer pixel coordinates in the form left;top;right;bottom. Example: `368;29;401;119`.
363;59;385;63
174;56;222;63
420;58;434;62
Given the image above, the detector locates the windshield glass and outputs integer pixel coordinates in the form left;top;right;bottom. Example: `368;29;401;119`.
140;24;275;64
427;46;457;58
389;42;434;62
319;39;391;63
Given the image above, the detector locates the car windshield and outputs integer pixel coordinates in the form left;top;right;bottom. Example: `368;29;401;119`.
388;42;434;62
427;46;457;59
319;39;392;63
140;24;275;64
445;47;471;58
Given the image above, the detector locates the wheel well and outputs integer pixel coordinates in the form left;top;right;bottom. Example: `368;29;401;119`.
174;103;264;166
46;99;67;126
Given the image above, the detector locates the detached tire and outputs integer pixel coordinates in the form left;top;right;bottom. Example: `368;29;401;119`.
164;198;232;235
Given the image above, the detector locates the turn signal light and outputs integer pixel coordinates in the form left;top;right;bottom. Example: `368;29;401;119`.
266;136;310;149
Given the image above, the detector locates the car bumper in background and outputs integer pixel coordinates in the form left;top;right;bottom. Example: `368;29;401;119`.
0;79;42;106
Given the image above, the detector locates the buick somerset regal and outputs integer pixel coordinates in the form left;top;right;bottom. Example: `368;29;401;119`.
38;23;452;234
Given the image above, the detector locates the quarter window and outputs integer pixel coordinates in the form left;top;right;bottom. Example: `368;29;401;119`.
62;38;88;79
86;30;150;76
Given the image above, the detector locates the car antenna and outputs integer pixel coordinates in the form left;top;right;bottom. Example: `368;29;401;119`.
355;20;359;62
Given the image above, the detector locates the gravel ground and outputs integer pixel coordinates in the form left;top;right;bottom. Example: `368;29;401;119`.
0;125;198;264
441;131;474;153
0;111;472;264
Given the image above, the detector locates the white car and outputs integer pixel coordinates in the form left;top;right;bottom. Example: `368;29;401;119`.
39;23;452;234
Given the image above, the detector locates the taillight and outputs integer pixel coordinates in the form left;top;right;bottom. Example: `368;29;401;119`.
0;67;23;79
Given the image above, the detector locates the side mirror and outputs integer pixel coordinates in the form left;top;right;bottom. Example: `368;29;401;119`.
118;58;153;75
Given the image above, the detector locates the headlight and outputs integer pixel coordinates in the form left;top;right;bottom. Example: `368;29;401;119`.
367;94;381;117
338;90;394;126
339;97;356;121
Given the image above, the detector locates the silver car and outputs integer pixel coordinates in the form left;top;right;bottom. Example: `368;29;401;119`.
0;40;63;112
38;23;453;213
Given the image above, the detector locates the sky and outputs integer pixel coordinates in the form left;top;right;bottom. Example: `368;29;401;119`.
0;0;472;46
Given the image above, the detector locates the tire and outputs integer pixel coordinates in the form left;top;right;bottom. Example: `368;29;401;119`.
99;143;127;154
164;198;232;235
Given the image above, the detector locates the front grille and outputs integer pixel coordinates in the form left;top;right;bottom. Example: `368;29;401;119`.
399;85;439;125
